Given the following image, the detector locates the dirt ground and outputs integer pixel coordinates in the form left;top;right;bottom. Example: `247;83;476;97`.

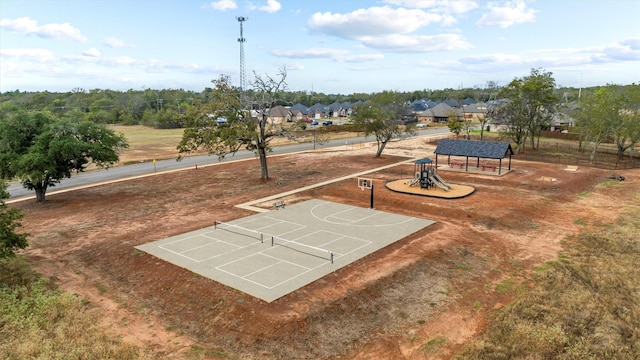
15;136;640;359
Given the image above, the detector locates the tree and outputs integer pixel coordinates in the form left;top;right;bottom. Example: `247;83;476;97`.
0;110;128;202
0;181;28;258
446;108;463;139
576;84;640;162
494;68;558;153
351;91;415;157
575;87;616;163
623;83;640;161
178;68;288;180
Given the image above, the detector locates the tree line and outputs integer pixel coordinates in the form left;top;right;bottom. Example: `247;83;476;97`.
0;80;594;130
482;69;639;160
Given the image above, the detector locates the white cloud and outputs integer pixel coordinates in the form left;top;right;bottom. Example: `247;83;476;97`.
360;33;473;52
0;17;88;42
599;38;640;61
452;38;640;76
208;0;237;11
284;61;304;70
383;0;478;14
257;0;282;13
309;6;453;39
0;48;56;62
104;37;134;48
476;0;537;28
271;48;350;59
342;54;385;63
271;47;384;63
83;48;101;57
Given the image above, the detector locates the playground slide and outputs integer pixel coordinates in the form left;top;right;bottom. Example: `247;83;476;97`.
429;176;449;191
433;173;452;188
405;177;420;186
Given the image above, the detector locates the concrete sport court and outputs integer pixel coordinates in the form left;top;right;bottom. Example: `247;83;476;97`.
136;199;435;302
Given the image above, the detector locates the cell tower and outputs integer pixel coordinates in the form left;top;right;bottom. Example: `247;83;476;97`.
236;16;248;94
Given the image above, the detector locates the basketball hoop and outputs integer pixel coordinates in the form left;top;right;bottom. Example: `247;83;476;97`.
357;177;373;191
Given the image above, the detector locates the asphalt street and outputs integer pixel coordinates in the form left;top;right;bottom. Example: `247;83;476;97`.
8;128;450;200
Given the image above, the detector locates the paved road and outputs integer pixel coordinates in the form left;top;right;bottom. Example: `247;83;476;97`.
8;128;451;200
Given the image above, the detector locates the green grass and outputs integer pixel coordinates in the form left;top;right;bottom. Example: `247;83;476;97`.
495;278;514;294
456;207;640;359
573;218;587;226
0;257;147;359
422;336;447;354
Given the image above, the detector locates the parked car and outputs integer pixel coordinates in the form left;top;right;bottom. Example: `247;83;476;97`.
311;120;319;126
323;120;333;126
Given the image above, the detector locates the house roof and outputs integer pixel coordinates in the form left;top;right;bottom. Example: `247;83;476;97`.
309;103;327;113
290;103;309;114
434;139;514;159
462;97;476;105
443;99;460;107
462;102;488;114
419;103;453;117
268;105;291;118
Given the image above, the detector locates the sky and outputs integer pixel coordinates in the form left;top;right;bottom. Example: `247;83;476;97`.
1;0;639;95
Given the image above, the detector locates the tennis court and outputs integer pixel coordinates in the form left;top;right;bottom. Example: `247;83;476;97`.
136;199;434;302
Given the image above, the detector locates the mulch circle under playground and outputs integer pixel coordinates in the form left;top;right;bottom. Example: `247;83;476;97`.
384;157;476;198
385;179;475;198
136;199;434;302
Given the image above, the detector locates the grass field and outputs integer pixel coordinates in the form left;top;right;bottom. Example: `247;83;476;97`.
456;206;640;359
108;125;185;164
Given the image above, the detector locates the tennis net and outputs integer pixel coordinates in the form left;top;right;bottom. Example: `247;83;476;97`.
269;235;335;263
214;220;264;243
214;220;336;263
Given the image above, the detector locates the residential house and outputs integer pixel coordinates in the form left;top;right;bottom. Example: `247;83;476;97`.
416;103;456;125
462;102;488;121
266;105;292;124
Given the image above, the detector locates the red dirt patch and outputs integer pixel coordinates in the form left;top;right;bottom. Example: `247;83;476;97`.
15;139;640;359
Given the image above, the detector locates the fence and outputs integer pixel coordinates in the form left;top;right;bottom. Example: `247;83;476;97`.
512;153;637;170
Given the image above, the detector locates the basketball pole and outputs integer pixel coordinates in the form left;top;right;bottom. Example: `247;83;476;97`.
369;184;374;209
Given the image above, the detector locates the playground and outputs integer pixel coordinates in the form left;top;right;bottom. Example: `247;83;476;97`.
15;136;639;359
385;157;476;198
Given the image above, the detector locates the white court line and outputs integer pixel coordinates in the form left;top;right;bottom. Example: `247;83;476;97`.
159;230;265;263
311;201;421;227
325;208;382;224
214;229;373;290
215;248;326;289
319;231;372;258
163;203;400;292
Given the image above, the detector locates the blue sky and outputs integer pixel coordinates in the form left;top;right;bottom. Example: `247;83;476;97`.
1;0;639;94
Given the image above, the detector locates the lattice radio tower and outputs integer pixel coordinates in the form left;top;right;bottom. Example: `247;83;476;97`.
236;16;248;94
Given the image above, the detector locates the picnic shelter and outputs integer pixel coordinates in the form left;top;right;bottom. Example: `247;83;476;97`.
434;139;514;174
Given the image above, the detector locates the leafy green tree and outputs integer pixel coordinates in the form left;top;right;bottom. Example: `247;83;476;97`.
0;110;128;202
351;91;414;157
613;84;640;159
178;69;288;180
575;87;617;163
576;84;640;162
490;98;530;153
446;108;463;139
623;83;640;160
495;68;558;152
0;181;28;258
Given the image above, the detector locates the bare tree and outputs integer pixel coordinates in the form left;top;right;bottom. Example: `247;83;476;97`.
178;68;288;180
